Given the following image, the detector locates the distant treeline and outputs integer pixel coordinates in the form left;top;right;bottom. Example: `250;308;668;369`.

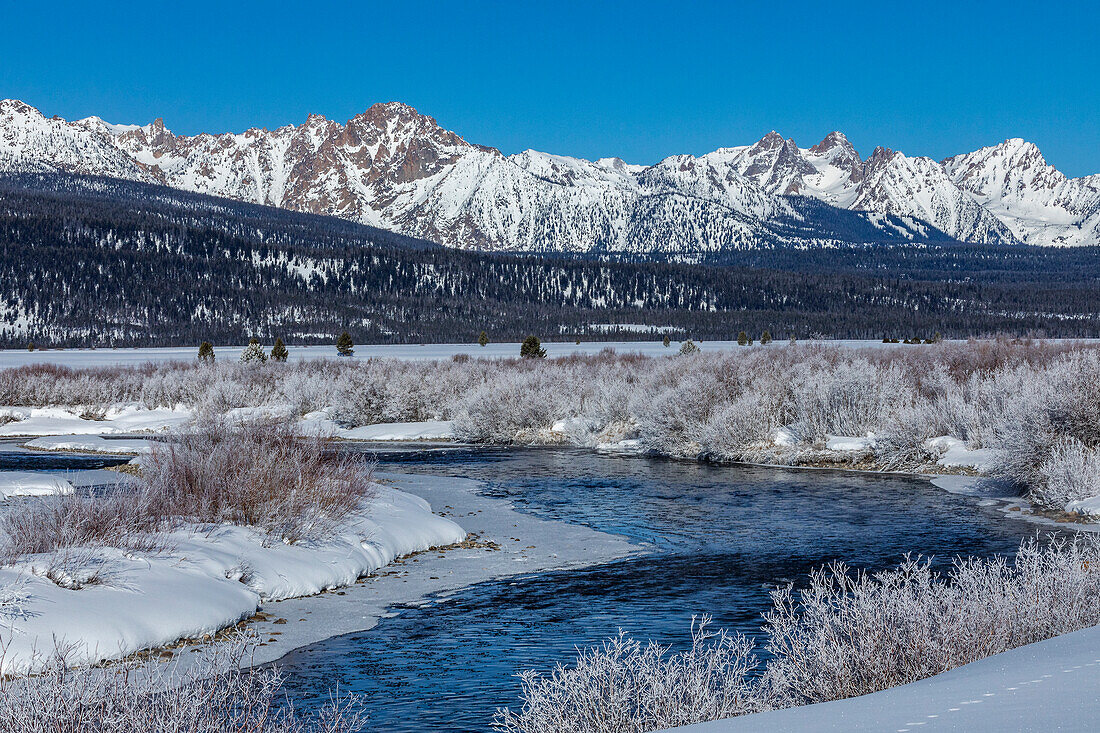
0;174;1098;347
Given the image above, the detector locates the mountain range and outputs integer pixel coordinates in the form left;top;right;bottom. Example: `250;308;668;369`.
2;98;1098;253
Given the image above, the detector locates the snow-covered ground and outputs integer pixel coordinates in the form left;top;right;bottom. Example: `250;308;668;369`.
0;484;466;674
0;405;190;436
669;623;1100;732
0;471;74;498
0;339;1068;368
24;435;156;454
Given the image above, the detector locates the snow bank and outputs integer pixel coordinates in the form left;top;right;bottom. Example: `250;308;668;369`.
824;434;875;452
925;436;995;472
0;484;465;674
0;405;191;437
0;471;74;498
339;420;454;441
668;623;1100;732
1066;496;1100;516
23;435;156;454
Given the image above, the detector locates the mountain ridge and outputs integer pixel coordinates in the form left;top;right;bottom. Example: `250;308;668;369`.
2;98;1097;252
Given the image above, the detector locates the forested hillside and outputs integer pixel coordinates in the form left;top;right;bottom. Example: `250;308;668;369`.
1;174;1098;347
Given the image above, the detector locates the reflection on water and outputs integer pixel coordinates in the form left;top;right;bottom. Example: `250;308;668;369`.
279;446;1043;733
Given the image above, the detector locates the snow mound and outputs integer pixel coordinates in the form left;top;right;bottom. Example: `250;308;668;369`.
925;436;994;472
338;420;454;441
0;405;192;437
0;484;465;673
24;435;156;454
0;471;74;498
824;434;875;452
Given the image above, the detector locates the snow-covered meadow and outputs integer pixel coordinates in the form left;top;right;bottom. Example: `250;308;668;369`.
0;338;1095;514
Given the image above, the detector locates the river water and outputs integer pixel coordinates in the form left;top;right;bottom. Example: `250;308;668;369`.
277;445;1042;733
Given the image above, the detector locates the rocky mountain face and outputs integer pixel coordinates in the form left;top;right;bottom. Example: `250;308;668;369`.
1;98;1096;252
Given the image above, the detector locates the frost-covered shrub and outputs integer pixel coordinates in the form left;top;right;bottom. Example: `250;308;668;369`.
1035;438;1100;508
788;358;909;440
764;535;1100;706
701;392;780;462
637;370;732;458
141;420;372;543
987;351;1100;497
1;421;374;571
0;634;365;733
494;617;762;733
499;536;1100;731
454;369;570;443
0;493;167;569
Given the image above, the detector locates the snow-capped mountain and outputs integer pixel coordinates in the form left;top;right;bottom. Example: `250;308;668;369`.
943;139;1100;247
1;98;1095;251
711;132;1020;245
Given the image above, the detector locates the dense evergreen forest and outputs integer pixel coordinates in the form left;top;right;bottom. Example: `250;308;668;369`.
0;174;1097;347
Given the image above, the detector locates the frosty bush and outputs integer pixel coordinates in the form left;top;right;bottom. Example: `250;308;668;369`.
0;420;374;570
498;535;1100;732
140;419;373;543
1034;438;1100;508
0;634;365;733
494;617;762;733
0;339;1097;509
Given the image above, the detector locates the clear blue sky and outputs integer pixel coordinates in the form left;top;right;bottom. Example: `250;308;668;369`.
3;0;1098;176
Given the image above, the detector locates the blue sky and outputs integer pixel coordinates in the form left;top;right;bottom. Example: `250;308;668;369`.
2;0;1097;175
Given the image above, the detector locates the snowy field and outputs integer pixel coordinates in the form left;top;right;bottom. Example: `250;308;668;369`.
671;624;1100;732
0;339;1025;368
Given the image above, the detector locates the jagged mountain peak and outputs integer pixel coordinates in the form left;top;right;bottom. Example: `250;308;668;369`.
0;98;1096;249
943;138;1100;246
809;131;857;157
0;99;44;118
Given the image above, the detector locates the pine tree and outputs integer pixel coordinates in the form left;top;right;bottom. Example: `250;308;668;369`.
198;341;215;362
26;342;34;352
336;331;354;357
271;337;288;362
240;338;267;364
520;335;546;359
663;335;671;348
478;331;489;347
737;331;748;346
761;330;772;345
678;339;700;355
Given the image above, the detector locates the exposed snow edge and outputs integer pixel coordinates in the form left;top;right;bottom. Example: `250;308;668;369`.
0;484;465;674
665;622;1100;732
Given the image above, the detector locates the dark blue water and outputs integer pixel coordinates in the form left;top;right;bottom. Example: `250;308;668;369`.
0;440;133;472
278;446;1042;733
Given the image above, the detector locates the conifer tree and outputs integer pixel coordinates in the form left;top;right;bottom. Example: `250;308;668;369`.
678;339;700;355
520;335;546;359
198;341;215;362
271;337;288;362
663;335;671;348
761;330;772;345
478;331;489;347
240;338;267;363
337;331;354;357
737;331;748;346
